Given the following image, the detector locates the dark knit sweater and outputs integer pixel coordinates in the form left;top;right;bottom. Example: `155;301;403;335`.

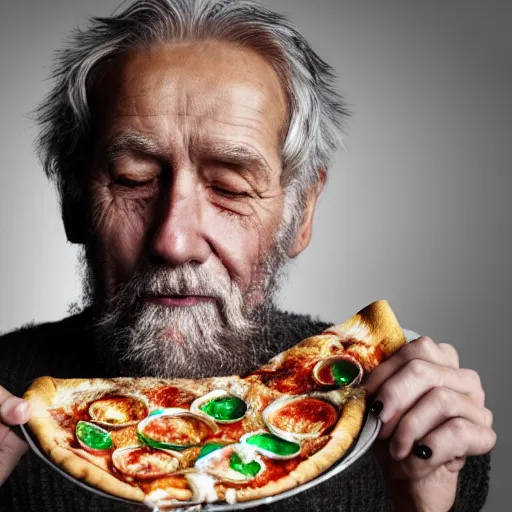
0;309;490;512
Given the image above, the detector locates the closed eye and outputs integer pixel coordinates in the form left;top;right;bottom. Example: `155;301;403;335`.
113;177;156;188
210;186;252;198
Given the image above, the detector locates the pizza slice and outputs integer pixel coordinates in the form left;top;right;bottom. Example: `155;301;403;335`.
23;299;406;508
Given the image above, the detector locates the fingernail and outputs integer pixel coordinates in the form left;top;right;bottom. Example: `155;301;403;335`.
15;401;29;418
412;444;432;460
370;400;384;416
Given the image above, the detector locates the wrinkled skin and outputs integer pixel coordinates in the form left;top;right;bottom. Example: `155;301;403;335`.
88;42;294;308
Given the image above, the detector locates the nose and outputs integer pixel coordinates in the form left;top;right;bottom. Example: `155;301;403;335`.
150;175;211;266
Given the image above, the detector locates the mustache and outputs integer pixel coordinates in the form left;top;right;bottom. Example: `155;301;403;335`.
116;263;231;298
109;263;235;304
141;264;231;298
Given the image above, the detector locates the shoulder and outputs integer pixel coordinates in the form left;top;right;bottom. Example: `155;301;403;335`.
262;308;332;357
272;309;332;337
0;312;88;351
0;310;93;396
1;316;65;343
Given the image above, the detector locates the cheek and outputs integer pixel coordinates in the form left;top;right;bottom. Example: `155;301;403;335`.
204;199;283;291
90;181;154;284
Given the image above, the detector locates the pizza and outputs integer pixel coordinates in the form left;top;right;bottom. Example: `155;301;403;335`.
23;300;406;509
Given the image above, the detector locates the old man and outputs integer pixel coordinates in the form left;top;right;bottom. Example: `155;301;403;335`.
0;0;495;510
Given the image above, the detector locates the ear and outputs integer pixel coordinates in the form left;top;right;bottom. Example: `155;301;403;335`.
62;195;88;244
287;169;326;258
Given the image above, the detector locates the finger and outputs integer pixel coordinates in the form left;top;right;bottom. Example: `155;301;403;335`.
445;456;466;473
364;337;459;395
0;429;28;486
437;343;459;368
0;395;31;427
375;361;485;438
399;418;496;480
389;387;494;460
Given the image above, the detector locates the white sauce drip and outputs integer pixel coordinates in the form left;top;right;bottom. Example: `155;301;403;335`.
185;473;219;503
225;488;237;505
234;443;258;464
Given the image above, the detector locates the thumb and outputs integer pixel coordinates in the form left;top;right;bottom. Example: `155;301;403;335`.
0;426;28;486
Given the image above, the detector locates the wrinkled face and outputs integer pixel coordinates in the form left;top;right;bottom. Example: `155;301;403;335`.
85;42;293;377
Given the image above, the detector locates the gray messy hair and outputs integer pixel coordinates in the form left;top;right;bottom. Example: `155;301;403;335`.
35;0;349;236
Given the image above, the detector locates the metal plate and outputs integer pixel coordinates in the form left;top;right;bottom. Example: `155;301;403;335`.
21;413;381;511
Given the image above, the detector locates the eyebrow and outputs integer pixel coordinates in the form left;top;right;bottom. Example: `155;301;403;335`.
204;143;273;184
101;132;275;183
102;132;163;163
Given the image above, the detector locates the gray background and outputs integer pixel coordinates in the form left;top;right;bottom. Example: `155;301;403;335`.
0;0;510;509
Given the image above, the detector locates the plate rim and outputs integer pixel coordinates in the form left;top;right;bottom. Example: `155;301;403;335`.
21;412;381;511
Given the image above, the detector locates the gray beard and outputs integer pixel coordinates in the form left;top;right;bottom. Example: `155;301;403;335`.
90;264;276;379
93;300;274;379
77;225;294;379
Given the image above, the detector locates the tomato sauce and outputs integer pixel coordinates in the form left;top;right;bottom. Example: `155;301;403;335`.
50;405;90;441
72;402;91;421
209;421;246;443
124;446;153;465
317;364;334;384
49;408;75;433
145;386;195;409
256;358;318;395
340;339;385;368
270;398;337;434
249;458;302;487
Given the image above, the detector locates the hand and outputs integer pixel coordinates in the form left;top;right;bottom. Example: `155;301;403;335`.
0;386;31;486
364;336;496;512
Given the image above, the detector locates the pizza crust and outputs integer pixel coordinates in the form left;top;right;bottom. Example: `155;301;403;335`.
323;299;406;371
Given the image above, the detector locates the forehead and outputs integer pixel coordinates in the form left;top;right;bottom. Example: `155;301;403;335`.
94;41;288;154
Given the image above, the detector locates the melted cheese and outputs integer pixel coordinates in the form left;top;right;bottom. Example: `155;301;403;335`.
185;473;218;503
195;444;265;483
103;406;127;423
143;488;171;508
90;396;147;425
225;488;237;505
126;453;179;475
234;443;258;464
